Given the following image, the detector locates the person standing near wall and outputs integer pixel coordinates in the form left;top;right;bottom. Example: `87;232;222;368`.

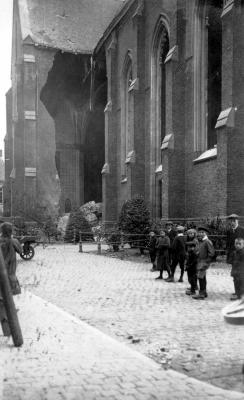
166;225;186;283
165;221;176;270
226;214;244;301
155;230;170;280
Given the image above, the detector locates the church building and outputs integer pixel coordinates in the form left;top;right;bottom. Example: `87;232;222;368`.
5;0;244;223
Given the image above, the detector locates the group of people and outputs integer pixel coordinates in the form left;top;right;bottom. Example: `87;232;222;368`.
1;214;244;338
147;214;244;301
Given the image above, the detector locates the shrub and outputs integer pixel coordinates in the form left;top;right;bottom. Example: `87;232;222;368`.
64;210;93;243
118;196;151;253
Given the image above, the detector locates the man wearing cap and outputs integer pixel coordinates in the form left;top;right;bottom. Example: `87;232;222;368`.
192;226;215;300
165;221;176;269
226;214;244;300
166;225;186;282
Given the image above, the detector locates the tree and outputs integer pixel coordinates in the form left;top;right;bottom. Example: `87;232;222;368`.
118;196;151;253
64;210;93;243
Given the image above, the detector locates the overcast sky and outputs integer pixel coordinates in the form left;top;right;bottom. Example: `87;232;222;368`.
0;1;13;155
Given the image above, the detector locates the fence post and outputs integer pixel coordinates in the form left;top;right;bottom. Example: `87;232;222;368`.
121;234;124;250
97;236;101;255
73;228;76;244
79;231;83;253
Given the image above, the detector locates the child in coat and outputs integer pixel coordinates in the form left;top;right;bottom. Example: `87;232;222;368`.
155;230;170;280
192;226;215;300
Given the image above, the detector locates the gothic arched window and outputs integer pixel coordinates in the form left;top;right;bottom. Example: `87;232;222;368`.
194;0;222;151
150;16;170;217
151;22;169;166
121;53;134;177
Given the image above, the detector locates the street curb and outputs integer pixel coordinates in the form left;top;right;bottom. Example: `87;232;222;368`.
0;354;5;400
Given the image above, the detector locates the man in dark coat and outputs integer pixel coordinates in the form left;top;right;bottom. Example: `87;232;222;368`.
231;237;244;299
226;214;244;300
147;231;157;271
166;225;186;282
165;221;176;267
155;230;170;280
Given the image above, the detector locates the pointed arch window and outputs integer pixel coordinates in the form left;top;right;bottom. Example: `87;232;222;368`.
194;0;223;151
150;17;170;217
151;21;169;168
121;53;134;177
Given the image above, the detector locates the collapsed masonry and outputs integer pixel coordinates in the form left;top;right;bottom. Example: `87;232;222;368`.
4;0;123;220
40;51;106;214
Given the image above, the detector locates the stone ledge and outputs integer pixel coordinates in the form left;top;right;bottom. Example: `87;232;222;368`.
161;134;174;150
125;150;135;164
221;0;235;18
193;147;217;164
101;163;110;174
215;107;235;129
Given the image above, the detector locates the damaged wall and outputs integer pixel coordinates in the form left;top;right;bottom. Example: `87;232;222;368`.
36;47;61;219
41;51;106;212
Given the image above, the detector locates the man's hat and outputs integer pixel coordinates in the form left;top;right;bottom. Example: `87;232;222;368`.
165;221;173;226
176;225;185;232
197;225;210;234
227;214;239;220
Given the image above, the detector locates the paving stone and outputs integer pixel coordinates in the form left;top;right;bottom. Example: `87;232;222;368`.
1;245;244;399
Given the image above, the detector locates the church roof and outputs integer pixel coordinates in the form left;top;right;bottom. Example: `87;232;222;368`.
18;0;126;54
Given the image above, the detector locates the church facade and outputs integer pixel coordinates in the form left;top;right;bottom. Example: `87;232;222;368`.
95;0;244;222
5;0;244;223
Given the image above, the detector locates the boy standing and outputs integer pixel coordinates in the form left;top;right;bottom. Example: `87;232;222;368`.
185;241;199;296
192;226;215;300
231;238;244;299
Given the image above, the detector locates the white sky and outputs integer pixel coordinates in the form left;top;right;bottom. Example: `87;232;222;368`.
0;0;13;154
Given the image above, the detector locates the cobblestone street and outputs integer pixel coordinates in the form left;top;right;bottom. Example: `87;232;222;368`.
6;243;243;396
0;245;244;400
2;290;244;400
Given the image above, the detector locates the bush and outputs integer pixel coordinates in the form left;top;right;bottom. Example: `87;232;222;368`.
64;210;93;243
118;196;151;253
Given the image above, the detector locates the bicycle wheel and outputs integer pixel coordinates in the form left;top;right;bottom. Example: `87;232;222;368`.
0;249;23;347
20;245;35;260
